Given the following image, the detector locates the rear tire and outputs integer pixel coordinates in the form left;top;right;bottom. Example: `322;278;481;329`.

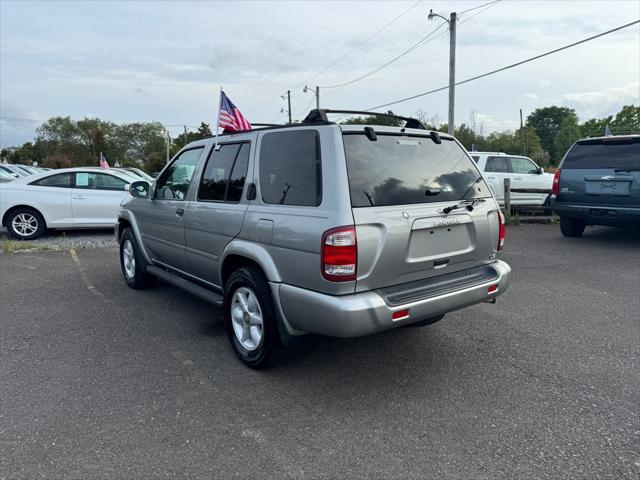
560;217;585;237
225;266;286;369
6;208;46;240
119;228;156;289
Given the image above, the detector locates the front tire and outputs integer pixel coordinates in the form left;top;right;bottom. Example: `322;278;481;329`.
560;217;585;237
6;208;46;240
225;266;286;369
119;228;155;289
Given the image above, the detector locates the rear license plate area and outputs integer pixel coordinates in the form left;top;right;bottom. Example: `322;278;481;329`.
585;180;630;196
408;215;474;261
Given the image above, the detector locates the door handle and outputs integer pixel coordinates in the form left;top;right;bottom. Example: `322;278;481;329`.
486;176;496;180
72;195;86;200
175;208;185;216
514;177;523;180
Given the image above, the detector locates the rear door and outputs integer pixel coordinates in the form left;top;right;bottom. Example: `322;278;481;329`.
342;130;500;292
71;172;129;226
482;156;510;203
557;137;640;207
185;141;252;285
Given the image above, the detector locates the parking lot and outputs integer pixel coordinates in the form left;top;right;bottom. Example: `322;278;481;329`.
1;224;639;479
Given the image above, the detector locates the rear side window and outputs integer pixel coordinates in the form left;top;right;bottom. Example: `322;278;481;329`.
343;134;490;207
199;143;250;202
30;173;74;188
75;172;128;191
259;130;321;206
485;157;510;173
562;138;640;169
471;155;479;163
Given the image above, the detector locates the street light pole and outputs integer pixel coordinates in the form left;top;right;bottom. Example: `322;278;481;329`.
428;9;457;135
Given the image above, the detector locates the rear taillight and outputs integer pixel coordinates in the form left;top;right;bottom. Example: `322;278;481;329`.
497;210;505;251
552;169;561;196
322;226;357;282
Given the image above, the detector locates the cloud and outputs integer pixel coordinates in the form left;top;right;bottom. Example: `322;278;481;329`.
561;83;640;119
524;93;539;101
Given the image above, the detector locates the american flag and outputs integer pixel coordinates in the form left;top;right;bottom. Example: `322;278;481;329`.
99;152;110;170
218;91;251;132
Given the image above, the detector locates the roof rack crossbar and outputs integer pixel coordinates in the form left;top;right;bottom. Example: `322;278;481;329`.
302;109;427;130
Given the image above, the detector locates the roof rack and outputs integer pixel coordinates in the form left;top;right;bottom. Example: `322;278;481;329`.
302;109;427;130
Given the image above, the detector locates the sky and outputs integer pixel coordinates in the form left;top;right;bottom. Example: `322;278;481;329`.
1;0;639;148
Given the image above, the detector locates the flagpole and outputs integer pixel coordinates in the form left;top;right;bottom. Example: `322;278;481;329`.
214;86;222;148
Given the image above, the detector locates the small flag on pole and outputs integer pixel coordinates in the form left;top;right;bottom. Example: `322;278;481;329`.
99;152;110;170
218;91;251;132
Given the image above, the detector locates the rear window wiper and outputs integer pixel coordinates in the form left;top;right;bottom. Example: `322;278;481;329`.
442;199;478;214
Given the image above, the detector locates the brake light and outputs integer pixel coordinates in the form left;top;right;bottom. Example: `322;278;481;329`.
497;210;505;251
321;226;357;282
552;169;561;196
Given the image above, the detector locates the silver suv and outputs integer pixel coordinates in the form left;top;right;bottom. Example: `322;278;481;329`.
117;110;512;368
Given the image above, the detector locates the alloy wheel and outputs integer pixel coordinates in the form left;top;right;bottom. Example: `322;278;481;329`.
231;287;264;351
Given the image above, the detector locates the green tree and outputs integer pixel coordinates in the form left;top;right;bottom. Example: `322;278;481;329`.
341;110;403;126
611;104;640;134
553;116;582;162
526;106;577;162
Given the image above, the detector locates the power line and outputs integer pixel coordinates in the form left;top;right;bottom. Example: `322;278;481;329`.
458;0;501;15
318;0;502;95
294;0;424;90
364;19;640;112
320;21;447;90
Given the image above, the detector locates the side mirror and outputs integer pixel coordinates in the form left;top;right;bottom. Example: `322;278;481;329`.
130;180;151;199
537;166;544;174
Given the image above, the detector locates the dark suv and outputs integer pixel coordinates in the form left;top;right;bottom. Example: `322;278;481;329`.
551;135;640;237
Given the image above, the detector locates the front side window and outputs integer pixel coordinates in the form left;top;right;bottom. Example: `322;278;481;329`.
344;134;490;207
259;130;321;206
509;157;538;174
485;156;510;173
30;173;74;188
198;143;250;202
155;147;203;200
75;172;128;191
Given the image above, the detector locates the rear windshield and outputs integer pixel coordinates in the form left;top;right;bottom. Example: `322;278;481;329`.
343;133;490;207
562;138;640;170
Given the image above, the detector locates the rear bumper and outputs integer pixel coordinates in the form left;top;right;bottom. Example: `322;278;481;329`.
551;199;640;225
274;260;511;338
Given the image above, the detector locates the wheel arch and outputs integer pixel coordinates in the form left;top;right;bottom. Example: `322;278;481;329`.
2;204;47;228
220;240;282;288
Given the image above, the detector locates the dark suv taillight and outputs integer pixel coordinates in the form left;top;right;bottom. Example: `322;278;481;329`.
497;210;505;251
321;226;357;282
552;169;561;196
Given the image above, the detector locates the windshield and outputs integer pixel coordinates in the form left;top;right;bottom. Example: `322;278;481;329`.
562;137;640;170
343;133;490;207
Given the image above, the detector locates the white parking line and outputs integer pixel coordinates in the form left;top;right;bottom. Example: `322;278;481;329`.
69;248;104;298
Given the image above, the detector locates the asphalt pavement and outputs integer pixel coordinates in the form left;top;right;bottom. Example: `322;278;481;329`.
1;224;639;479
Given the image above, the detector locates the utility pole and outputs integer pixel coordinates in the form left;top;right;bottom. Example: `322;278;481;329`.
519;109;525;155
287;90;292;123
183;125;188;146
429;9;457;135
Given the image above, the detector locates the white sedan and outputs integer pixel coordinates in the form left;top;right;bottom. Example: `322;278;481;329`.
0;167;142;240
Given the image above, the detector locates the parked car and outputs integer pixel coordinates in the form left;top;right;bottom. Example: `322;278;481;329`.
116;167;154;182
0;168;16;183
116;109;512;369
551;135;640;237
1;167;138;240
13;164;41;176
470;152;553;207
0;165;28;178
